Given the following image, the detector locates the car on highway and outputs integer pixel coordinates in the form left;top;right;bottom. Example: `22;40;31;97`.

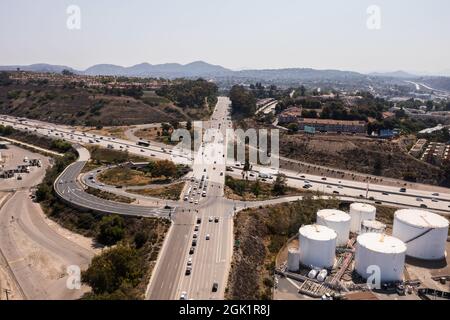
189;198;194;203
194;225;199;231
185;267;192;276
400;188;407;193
420;204;428;209
209;216;213;222
321;177;327;181
194;199;199;205
206;234;210;240
416;198;423;202
212;282;218;292
180;292;187;300
432;193;440;197
382;192;389;196
431;198;439;203
326;185;332;188
214;217;219;223
187;258;192;266
333;191;339;195
189;247;195;254
193;233;198;239
196;217;202;224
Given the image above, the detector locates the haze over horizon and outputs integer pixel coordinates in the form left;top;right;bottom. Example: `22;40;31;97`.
1;0;450;75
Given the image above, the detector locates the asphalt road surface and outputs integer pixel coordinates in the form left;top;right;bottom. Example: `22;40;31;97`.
54;146;173;218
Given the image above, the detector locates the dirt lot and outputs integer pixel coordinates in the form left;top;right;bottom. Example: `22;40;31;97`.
98;167;153;187
126;182;185;200
280;133;445;186
76;126;131;140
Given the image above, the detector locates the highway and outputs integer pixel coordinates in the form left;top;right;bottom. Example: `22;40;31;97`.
2;95;450;301
147;97;235;300
53;145;173;218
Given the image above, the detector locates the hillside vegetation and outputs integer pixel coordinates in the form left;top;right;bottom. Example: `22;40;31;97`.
0;73;217;126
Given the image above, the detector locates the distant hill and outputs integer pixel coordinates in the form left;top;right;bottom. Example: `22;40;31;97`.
81;61;233;78
235;68;365;81
0;63;76;74
368;70;418;79
0;61;367;81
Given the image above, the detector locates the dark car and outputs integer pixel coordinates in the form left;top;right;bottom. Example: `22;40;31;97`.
214;217;219;223
212;282;218;292
197;218;202;224
192;240;197;247
189;247;195;254
185;267;192;276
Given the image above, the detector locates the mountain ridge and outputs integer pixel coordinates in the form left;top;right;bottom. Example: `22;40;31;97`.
1;61;441;80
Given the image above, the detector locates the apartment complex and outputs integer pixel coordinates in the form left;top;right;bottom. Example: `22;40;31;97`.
297;118;367;134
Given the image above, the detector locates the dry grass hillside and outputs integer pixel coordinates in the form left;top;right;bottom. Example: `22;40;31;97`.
0;84;208;126
280;133;444;185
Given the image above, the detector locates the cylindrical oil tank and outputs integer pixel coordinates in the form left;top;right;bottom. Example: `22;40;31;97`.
287;248;300;272
392;209;449;260
299;225;337;269
355;233;406;283
350;203;377;233
317;209;351;247
361;220;386;234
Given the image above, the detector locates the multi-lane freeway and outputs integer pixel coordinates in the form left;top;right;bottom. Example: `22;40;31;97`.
2;95;450;301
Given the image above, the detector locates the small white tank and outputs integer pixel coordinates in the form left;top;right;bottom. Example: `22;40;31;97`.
308;269;319;279
392;209;449;260
355;233;406;283
361;220;386;234
350;203;377;233
317;269;328;282
317;209;351;247
287;248;300;272
299;225;337;269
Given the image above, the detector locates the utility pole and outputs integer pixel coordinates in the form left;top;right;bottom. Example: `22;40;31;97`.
3;288;11;300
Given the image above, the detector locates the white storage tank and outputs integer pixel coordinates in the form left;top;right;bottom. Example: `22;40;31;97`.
299;225;337;269
317;209;351;247
350;203;377;233
355;233;406;283
392;209;449;260
287;248;300;272
361;220;386;234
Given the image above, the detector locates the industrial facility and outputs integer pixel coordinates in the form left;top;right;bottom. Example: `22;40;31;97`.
278;203;450;300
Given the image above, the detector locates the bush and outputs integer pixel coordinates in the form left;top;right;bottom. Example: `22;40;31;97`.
82;245;143;295
96;215;125;246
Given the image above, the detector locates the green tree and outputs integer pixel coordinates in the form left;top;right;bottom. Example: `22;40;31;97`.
252;180;261;197
287;123;299;133
150;160;177;178
96;215;125;246
229;85;256;116
82;245;143;295
272;174;287;196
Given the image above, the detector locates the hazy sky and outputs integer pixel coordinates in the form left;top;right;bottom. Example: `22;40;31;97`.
1;0;449;74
